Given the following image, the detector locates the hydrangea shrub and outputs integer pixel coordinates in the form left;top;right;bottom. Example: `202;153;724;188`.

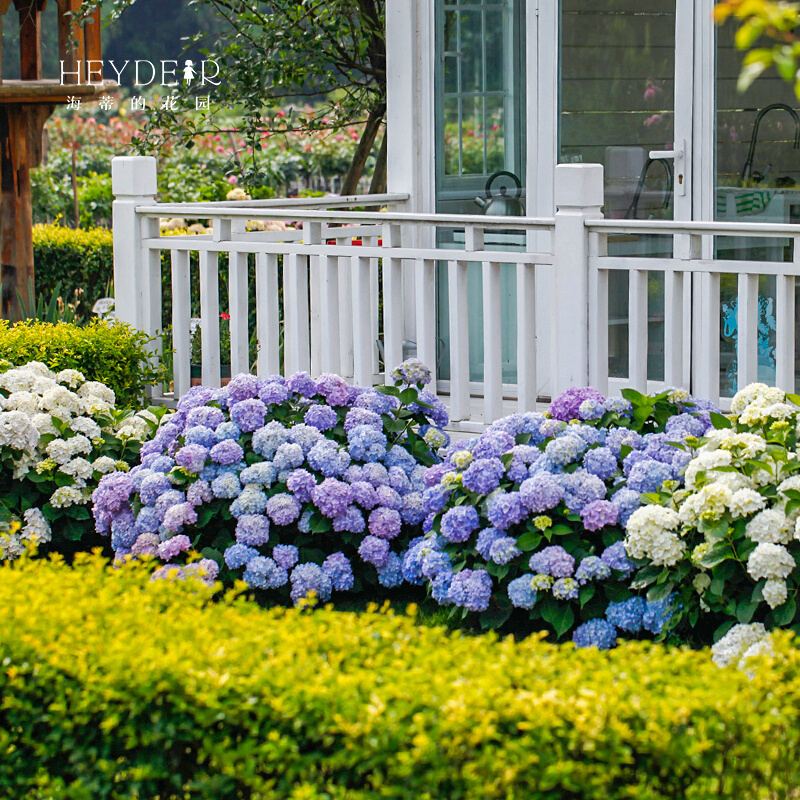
92;361;449;603
409;386;718;646
0;360;166;560
625;382;800;642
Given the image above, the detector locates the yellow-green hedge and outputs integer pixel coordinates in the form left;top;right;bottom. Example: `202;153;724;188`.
32;224;113;307
0;320;163;406
2;553;799;799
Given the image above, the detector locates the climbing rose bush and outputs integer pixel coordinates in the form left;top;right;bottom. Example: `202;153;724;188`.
407;386;719;646
91;362;449;602
624;382;800;643
0;359;166;560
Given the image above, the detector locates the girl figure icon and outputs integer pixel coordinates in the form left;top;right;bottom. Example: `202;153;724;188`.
183;60;197;83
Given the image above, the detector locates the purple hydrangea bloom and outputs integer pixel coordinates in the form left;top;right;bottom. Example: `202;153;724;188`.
583;447;618;481
304;405;338;431
421;550;452;579
215;421;241;442
211;472;241;499
185;406;225;429
377;552;404;588
350;481;379;510
368;507;402;540
307;440;350;477
259;382;289;405
574;555;612;585
131;532;160;557
472;431;515;460
361;462;389;487
562;470;606;514
287;371;318;398
549;387;605;422
606;597;646;633
462;458;505;495
529;545;574;577
489;536;522;565
552;577;579;601
209;439;245;466
578;398;605;421
476;528;505;559
580;499;618;532
266;493;301;526
157;534;191;562
137;472;172;507
440;505;480;543
315;373;351;406
177;385;216;412
357;535;390;567
311;478;353;519
243;556;288;589
401;492;425;525
421;487;447;516
175;444;208;474
290;563;333;604
508;575;537;609
572;619;617;650
155;490;186;521
355;389;400;416
272;544;299;570
226;373;260;404
239;462;278;487
322;552;355;591
375;485;402;511
184;425;218;449
665;412;708;438
344;407;382;433
333;505;366;533
286;469;317;502
92;471;135;519
447;569;492;612
600;541;634;575
409;389;449;429
391;358;432;386
519;473;563;513
235;514;271;546
487;492;527;531
273;442;305;472
605;428;643;457
228;399;267;433
224;543;259;569
162;502;198;533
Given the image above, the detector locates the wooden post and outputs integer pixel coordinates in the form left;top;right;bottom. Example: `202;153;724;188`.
15;0;45;82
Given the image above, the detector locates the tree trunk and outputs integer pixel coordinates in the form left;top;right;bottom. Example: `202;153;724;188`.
340;102;385;196
368;128;387;195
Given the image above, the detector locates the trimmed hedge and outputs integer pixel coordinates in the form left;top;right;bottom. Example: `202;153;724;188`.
1;553;798;799
0;320;164;407
32;224;113;309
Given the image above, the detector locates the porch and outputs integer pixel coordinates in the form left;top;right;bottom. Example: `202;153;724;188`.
112;156;800;428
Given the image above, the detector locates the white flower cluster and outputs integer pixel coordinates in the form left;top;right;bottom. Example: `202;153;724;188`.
711;622;773;668
0;508;52;562
624;505;685;566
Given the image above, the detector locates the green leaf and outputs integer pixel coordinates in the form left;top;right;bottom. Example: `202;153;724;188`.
398;387;417;405
736;598;759;624
540;600;575;639
771;596;797;627
701;542;735;569
516;530;542;552
579;584;596;608
550;524;572;537
621;388;646;404
647;581;675;602
480;598;512;630
709;412;733;430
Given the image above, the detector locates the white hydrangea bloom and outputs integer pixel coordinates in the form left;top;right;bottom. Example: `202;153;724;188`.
49;486;89;508
763;578;789;609
684;449;732;490
45;433;92;465
115;416;150;442
92;456;118;474
730;383;774;415
69;417;102;441
0;531;25;561
0;410;39;452
740;401;796;426
5;391;41;416
711;622;769;667
77;381;115;406
693;573;711;594
12;453;38;480
678;484;732;525
668;388;690;404
712;431;767;459
729;488;766;519
745;509;792;544
56;369;86;388
20;508;51;545
624;505;686;566
59;457;95;484
747;542;795;581
710;471;755;494
30;376;57;395
41;386;84;421
0;368;35;393
30;413;59;437
82;396;113;415
24;361;56;379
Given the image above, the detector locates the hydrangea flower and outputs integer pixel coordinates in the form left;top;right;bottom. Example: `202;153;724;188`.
508;575;537;609
528;546;574;578
447;569;492;611
605;597;646;632
440;505;480;543
573;619;617;649
290;563;333;604
243;556;288;589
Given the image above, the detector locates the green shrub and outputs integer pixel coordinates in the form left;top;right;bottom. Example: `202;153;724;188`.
0;320;164;407
32;223;113;310
1;553;799;799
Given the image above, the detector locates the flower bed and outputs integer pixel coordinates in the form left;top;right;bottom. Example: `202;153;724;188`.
92;361;449;601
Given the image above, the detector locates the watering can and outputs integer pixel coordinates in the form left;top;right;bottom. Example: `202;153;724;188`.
474;171;525;216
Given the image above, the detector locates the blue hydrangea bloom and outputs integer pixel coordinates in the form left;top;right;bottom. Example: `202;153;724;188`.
519;473;563;513
561;470;606;514
583;447;618;480
224;543;259;569
446;569;492;612
552;577;579;601
215;421;241;442
421;550;452;579
529;546;574;578
610;488;641;527
489;536;522;565
572;619;617;650
272;544;299;570
574;555;612;585
487;492;527;531
377;552;405;588
139;473;172;506
606;597;647;633
322;552;355;591
243;556;288;589
600;541;635;575
476;528;505;559
508;575;537;609
461;457;505;494
440;505;480;543
626;458;673;494
290;563;333;604
358;535;390;567
266;493;301;526
304;404;338;431
643;594;679;634
307;439;350;477
235;514;270;546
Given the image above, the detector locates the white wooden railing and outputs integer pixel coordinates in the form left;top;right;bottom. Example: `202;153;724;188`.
113;156;800;425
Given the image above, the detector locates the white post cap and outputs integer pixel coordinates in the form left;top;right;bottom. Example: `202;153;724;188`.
112;156;158;197
554;163;604;208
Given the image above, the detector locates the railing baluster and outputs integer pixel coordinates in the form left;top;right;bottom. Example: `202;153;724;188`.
338;237;355;379
170;249;191;397
199;250;221;387
366;234;381;376
628;269;648;392
319;232;341;375
448;259;470;422
382;224;404;382
663;269;684;389
283;252;311;375
482;258;503;424
775;240;799;392
228;251;250;376
737;272;759;390
256;252;280;376
307;223;323;378
415;258;438;393
516;259;537;412
697;272;721;405
351;253;373;387
588;230;607;396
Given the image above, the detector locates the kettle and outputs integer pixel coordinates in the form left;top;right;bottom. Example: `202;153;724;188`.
474;171;525;215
